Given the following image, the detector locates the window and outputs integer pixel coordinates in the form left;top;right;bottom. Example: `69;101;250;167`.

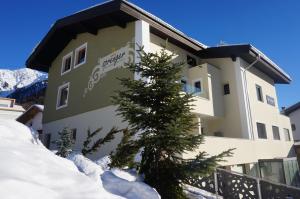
256;84;263;102
71;128;77;141
187;55;197;67
292;124;296;131
284;128;291;141
257;122;267;139
181;79;187;92
61;52;73;75
56;83;70;109
74;43;87;68
272;126;280;140
194;80;202;94
224;84;230;95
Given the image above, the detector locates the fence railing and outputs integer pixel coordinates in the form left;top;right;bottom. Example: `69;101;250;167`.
185;168;300;199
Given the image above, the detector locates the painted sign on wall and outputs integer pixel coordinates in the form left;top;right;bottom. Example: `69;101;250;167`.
83;42;134;97
266;95;275;106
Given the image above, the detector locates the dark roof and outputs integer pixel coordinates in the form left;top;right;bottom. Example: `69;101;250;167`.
283;102;300;115
198;44;291;84
16;104;43;124
26;0;206;72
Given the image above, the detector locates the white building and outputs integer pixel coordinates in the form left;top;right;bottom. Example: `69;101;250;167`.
0;98;25;120
283;102;300;141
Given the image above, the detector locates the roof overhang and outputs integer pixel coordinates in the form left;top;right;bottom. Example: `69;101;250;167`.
26;0;206;72
198;44;291;84
283;101;300;115
16;104;43;124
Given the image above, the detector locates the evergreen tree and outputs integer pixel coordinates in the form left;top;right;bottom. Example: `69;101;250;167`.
111;47;234;198
82;127;121;156
53;127;74;158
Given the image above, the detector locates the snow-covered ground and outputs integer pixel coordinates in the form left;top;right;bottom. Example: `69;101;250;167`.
0;119;214;199
0;120;160;199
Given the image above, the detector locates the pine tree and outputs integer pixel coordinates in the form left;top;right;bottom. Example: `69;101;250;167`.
53;127;74;158
111;47;234;198
82;127;121;156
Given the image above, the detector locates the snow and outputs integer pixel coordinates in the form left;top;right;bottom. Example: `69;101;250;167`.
0;119;214;199
69;153;160;199
184;184;217;199
0;68;47;97
0;120;121;199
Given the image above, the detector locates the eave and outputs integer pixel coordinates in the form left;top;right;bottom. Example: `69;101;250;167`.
198;44;291;84
26;0;206;72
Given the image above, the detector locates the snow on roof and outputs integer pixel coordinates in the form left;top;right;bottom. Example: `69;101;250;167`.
123;0;207;49
69;0;207;49
33;104;44;111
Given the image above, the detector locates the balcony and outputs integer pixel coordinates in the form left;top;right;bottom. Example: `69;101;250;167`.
182;136;294;166
181;63;224;118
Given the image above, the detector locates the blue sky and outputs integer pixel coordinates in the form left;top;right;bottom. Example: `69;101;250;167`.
0;0;299;108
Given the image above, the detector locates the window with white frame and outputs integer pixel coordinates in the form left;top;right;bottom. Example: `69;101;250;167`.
61;52;73;75
74;43;87;68
56;83;70;109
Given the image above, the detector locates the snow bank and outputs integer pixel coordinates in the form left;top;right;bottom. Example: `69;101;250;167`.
101;171;160;199
0;120;121;199
69;153;160;199
68;152;104;185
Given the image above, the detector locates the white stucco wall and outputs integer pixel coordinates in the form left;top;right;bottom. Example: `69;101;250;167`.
25;112;43;131
43;105;128;160
183;136;294;166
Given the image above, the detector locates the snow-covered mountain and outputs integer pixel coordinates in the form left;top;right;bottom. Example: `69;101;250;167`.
0;68;48;97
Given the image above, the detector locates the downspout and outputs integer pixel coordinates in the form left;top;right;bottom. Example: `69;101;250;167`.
242;55;260;140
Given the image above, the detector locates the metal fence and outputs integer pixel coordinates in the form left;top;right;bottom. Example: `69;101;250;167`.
185;168;300;199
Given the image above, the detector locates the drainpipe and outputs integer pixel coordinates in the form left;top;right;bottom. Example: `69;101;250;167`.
242;55;260;140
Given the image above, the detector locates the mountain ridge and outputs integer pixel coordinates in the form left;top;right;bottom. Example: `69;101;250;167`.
0;68;48;97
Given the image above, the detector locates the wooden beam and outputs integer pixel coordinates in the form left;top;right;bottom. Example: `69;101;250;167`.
79;22;98;35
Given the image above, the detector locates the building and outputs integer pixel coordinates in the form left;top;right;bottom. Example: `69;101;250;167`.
16;104;46;146
283;102;300;141
16;104;44;132
0;98;25;120
26;0;294;176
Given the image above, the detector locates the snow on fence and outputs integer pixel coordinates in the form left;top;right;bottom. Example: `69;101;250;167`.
185;168;300;199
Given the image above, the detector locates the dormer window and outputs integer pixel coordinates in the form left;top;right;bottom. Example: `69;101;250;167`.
74;43;87;68
61;52;73;75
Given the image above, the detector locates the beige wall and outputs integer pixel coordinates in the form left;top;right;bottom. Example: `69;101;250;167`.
183;136;294;166
202;58;245;138
241;58;293;141
0;109;24;120
44;23;135;123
